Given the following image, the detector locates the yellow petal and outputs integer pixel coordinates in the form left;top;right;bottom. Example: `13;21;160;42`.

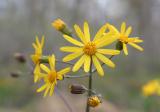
60;46;82;52
34;75;39;83
128;42;144;51
49;83;55;96
93;23;108;41
43;86;50;97
120;22;126;34
63;35;84;46
40;64;50;73
123;43;128;55
57;67;71;79
128;37;143;43
107;23;119;34
37;84;48;92
31;55;39;64
96;53;115;68
125;26;132;36
36;36;41;47
84;55;91;72
57;75;63;80
92;55;104;76
96;35;118;48
34;65;40;83
97;49;120;55
63;52;83;62
41;35;45;48
84;22;90;42
39;73;47;78
34;64;40;73
32;43;38;50
72;55;85;72
74;24;87;44
34;73;46;83
49;54;55;70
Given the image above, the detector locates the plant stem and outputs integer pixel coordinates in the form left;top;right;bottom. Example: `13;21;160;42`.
56;60;75;66
85;60;93;112
65;74;90;78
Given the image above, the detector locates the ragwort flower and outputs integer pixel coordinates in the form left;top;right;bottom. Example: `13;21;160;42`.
107;22;144;55
33;64;44;83
142;79;160;97
31;36;45;83
60;22;120;76
31;36;44;64
37;54;70;97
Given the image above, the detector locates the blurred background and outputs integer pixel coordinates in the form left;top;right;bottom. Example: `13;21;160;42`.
0;0;160;112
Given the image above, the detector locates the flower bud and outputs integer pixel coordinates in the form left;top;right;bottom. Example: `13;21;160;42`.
116;41;123;51
10;72;20;78
52;19;66;31
69;84;87;94
87;95;101;107
14;53;26;63
52;18;72;36
39;56;49;63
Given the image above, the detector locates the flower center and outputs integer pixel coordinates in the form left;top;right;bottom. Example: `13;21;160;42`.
83;42;97;56
119;35;128;43
48;71;57;83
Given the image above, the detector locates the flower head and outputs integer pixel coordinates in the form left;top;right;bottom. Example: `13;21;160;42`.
31;36;44;64
60;22;120;76
107;22;144;55
37;54;70;97
33;64;43;83
88;96;101;107
52;19;66;31
142;79;160;97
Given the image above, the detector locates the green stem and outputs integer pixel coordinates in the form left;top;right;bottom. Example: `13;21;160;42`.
85;60;93;112
65;74;90;78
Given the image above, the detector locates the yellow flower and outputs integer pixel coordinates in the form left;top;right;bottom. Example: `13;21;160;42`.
52;19;66;31
60;22;120;76
107;22;144;55
37;54;70;97
33;64;44;83
31;36;44;64
142;79;160;97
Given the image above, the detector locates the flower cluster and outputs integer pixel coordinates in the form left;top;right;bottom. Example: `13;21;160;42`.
31;19;144;105
60;21;143;76
31;37;70;97
142;79;160;97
